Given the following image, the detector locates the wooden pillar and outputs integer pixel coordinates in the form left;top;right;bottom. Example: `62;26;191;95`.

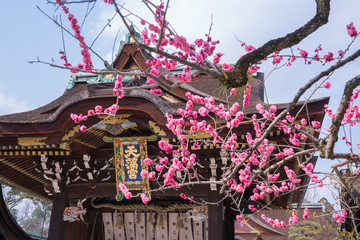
224;202;235;240
208;192;224;240
85;209;98;240
64;221;88;240
48;193;66;240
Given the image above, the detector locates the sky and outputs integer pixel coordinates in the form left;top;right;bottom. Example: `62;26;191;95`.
1;0;360;205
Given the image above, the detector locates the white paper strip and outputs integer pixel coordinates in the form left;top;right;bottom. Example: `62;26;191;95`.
102;213;114;240
124;213;135;240
155;213;168;240
168;213;179;240
192;219;203;240
113;213;125;240
147;213;156;240
135;213;146;240
179;213;193;240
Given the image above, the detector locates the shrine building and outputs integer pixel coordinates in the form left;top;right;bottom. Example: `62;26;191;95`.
0;32;328;240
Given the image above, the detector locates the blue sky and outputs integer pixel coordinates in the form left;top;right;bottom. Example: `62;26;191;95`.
1;0;360;203
0;1;69;112
1;1;359;110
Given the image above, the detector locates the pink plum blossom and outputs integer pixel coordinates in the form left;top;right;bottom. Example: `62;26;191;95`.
323;81;331;89
144;158;153;165
347;22;358;38
303;208;309;220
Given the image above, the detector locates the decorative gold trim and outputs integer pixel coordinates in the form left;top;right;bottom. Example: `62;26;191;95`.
161;93;181;103
0;144;61;150
99;122;138;136
62;125;81;141
185;130;212;139
148;121;166;136
17;137;47;146
60;142;70;150
104;135;157;143
98;114;132;125
129;62;141;71
0;150;69;156
114;137;151;201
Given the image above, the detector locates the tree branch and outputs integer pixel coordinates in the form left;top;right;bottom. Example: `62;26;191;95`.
47;0;96;4
155;0;170;52
333;167;360;208
323;74;360;158
226;0;331;88
220;48;360;194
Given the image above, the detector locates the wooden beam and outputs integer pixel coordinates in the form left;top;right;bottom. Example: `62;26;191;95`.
66;182;212;199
